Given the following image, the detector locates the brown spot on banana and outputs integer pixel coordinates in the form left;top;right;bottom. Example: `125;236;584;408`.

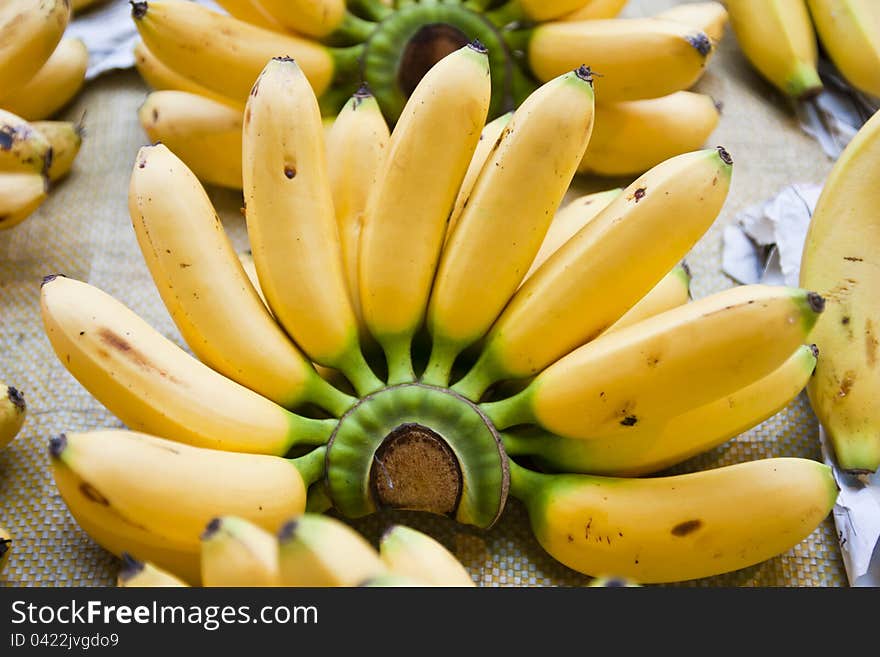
866;320;877;368
79;482;110;506
96;328;183;384
838;371;856;399
671;519;702;536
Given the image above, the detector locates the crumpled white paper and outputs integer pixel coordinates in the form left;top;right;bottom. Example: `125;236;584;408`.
722;184;880;587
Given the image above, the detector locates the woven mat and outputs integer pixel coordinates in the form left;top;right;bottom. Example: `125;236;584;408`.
0;0;847;587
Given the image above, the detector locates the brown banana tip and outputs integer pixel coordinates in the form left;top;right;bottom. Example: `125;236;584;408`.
716;146;732;165
118;553;145;581
686;32;712;56
680;260;691;280
7;386;25;412
354;82;373;99
48;434;67;459
712;98;724;114
43;147;54;177
201;517;222;541
601;577;627;587
575;65;594;85
41;273;64;287
468;38;488;55
277;519;298;542
807;292;826;313
809;343;820;360
130;1;147;20
273;56;295;63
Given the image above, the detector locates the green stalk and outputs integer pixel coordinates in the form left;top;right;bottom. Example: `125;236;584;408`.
330;43;366;85
420;336;461;388
303;372;358;418
507;458;548;501
287;415;337;450
336;346;385;398
348;0;393;21
383;335;416;385
325;11;377;46
479;388;535;430
290;445;327;487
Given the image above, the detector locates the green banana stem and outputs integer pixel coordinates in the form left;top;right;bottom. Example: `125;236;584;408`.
485;0;530;28
291;445;328;487
479;388;535;430
305;481;335;513
335;347;386;398
421;337;461;388
288;415;337;449
330;43;367;85
325;11;377;46
507;458;548;501
348;0;393;21
383;335;416;386
303;372;358;418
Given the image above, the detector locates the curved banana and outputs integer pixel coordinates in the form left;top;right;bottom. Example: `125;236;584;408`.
31;120;82;182
578;92;721;177
0;526;10;574
561;0;628;21
358;43;491;383
424;67;595;386
243;57;380;395
72;0;110;13
213;0;284;30
807;0;880;98
118;554;188;587
492;0;599;23
50;430;309;584
607;264;691;333
482;285;824;440
254;0;345;38
40;275;336;455
524;18;714;103
201;516;280;586
454;148;733;400
655;2;729;43
504;344;817;476
0;172;48;230
0;109;53;175
725;0;822;99
237;250;270;311
0;0;70;100
379;525;475;586
510;457;837;583
801;109;880;472
0;384;26;449
1;38;88;121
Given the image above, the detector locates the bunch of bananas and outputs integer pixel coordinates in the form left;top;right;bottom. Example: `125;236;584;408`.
117;513;476;586
0;0;86;229
43;47;837;586
726;0;880;101
131;0;728;189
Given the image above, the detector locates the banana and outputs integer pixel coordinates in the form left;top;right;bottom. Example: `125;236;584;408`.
50;430;311;583
482;285;824;440
358;43;491;383
31;120;82;182
0;0;70;100
243;58;381;396
200;516;280;586
277;514;386;586
725;0;823;99
655;2;729;43
0;38;88;121
238;250;270;311
0;526;10;574
800;108;880;472
40;275;336;455
578;92;721;177
424;67;595;386
253;0;345;37
325;86;390;321
510;457;837;583
523;18;714;103
130;143;352;416
0;171;48;230
561;0;628;21
118;554;188;587
213;0;285;30
606;264;691;333
491;0;601;23
807;0;880;98
379;525;475;587
453;148;733;401
504;344;817;476
0;384;26;449
0;109;53;175
72;0;110;13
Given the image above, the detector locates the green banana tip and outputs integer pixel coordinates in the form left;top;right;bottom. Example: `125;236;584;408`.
48;434;67;460
118;552;145;581
130;1;147;20
6;386;25;412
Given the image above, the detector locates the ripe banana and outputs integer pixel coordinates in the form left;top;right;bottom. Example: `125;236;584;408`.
655;2;729;43
40;275;336;455
358;42;490;384
72;0;110;13
201;517;280;586
0;526;10;574
129;143;352;416
277;514;386;586
325;86;390;321
50;430;311;583
491;0;599;23
243;57;380;396
725;0;823;99
0;38;88;121
238;250;270;311
482;285;824;440
0;0;70;100
454;148;734;400
379;525;475;586
800;108;880;473
504;343;817;476
607;264;691;333
31;120;81;182
424;67;596;386
510;457;837;583
254;0;345;38
0;109;53;175
0;384;26;449
561;0;628;21
578;92;721;177
0;172;48;230
807;0;880;98
524;18;714;102
118;554;188;587
213;0;284;30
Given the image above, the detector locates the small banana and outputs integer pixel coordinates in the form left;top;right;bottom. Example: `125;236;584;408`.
561;0;628;21
200;517;280;587
253;0;346;38
0;385;26;449
379;525;475;586
0;526;10;574
117;554;188;587
31;120;82;182
277;514;386;586
213;0;284;30
0;38;88;121
72;0;110;13
655;2;729;43
0;109;53;175
0;0;70;100
491;0;602;23
0;172;48;230
607;264;692;333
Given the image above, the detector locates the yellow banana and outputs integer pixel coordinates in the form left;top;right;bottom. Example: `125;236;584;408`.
50;430;311;584
0;171;48;230
118;554;188;587
482;285;824;440
578;91;721;177
607;264;691;333
72;0;109;12
238;250;270;311
213;0;285;30
0;384;26;449
0;109;53;175
807;0;880;98
525;18;714;102
454;148;734;400
0;0;70;100
254;0;345;37
424;67;596;386
243;58;380;395
510;457;837;583
31;120;82;182
277;514;386;586
655;2;729;43
358;43;491;383
0;526;10;574
725;0;823;99
495;0;600;23
0;38;88;121
504;344;817;476
561;0;628;21
200;516;280;586
800;108;880;472
325;86;390;321
379;525;475;587
40;275;336;455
